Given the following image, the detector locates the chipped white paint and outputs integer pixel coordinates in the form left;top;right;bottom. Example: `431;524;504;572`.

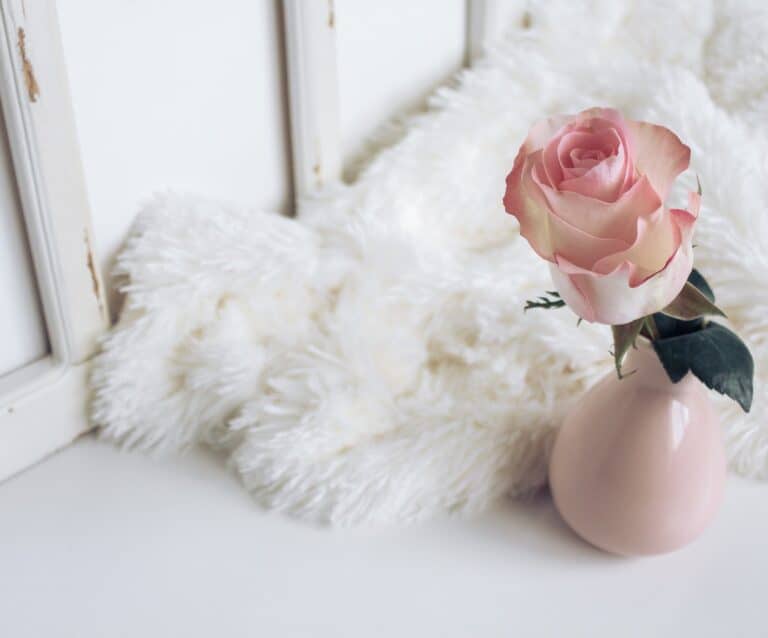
0;0;107;480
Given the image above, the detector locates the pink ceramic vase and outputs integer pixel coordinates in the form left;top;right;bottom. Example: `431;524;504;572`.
549;340;726;556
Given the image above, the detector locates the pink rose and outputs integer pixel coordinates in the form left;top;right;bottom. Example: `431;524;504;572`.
503;107;699;325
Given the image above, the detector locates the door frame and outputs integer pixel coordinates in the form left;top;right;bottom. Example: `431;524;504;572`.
0;0;108;480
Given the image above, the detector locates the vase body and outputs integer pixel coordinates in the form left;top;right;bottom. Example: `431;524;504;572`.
549;342;726;556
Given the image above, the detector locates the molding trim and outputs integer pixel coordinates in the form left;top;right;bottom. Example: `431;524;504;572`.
282;0;342;207
467;0;511;63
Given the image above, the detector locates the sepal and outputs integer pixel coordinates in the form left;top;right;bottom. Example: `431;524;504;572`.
660;280;725;321
611;318;645;379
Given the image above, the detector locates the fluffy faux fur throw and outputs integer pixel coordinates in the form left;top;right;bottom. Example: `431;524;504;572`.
93;0;768;525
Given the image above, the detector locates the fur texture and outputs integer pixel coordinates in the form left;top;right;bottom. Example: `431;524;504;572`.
93;0;768;525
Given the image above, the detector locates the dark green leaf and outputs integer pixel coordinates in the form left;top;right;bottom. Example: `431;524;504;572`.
653;312;702;339
652;322;754;412
611;319;645;379
661;281;726;321
642;316;660;341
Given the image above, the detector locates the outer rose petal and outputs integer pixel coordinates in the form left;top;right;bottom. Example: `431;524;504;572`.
550;247;692;324
592;209;677;284
503;114;574;209
549;192;698;324
523;114;573;154
625;120;690;200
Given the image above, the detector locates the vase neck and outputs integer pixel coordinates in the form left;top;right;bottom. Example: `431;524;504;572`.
624;341;686;390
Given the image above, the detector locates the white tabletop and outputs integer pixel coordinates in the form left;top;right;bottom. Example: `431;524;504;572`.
0;435;765;638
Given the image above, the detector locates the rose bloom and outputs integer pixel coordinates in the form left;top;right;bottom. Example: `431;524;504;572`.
503;107;699;325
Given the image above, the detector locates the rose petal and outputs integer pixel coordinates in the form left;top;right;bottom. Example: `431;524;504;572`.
555;128;626;200
549;191;699;324
568;148;605;177
571;148;606;164
593;210;677;284
625;120;691;200
506;108;697;325
536;172;661;244
676;190;701;219
550;240;693;325
542;134;564;186
557;129;619;168
524;114;574;151
503;114;574;212
514;152;629;264
593;190;698;286
579;109;637;192
559;146;626;201
544;121;626;190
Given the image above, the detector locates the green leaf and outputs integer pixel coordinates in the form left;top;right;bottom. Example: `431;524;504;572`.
660;281;726;321
652;322;754;412
524;291;565;312
653;268;714;339
611;318;645;379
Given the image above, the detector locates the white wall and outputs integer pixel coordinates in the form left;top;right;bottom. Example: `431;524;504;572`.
336;0;466;176
56;0;292;314
56;0;467;311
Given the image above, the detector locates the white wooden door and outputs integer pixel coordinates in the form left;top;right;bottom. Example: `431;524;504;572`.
0;0;108;480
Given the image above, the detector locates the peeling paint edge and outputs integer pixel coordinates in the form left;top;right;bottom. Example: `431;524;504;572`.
84;229;105;318
17;27;39;102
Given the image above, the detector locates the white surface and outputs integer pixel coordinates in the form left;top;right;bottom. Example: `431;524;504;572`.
0;435;765;638
0;361;90;481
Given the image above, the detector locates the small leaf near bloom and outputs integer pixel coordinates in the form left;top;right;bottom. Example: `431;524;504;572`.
660;281;726;321
524;291;565;312
653;268;714;339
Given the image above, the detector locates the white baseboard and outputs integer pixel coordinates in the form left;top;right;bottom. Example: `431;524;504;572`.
0;361;91;481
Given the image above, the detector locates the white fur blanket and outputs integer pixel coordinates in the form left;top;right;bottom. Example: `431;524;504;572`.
92;0;768;525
